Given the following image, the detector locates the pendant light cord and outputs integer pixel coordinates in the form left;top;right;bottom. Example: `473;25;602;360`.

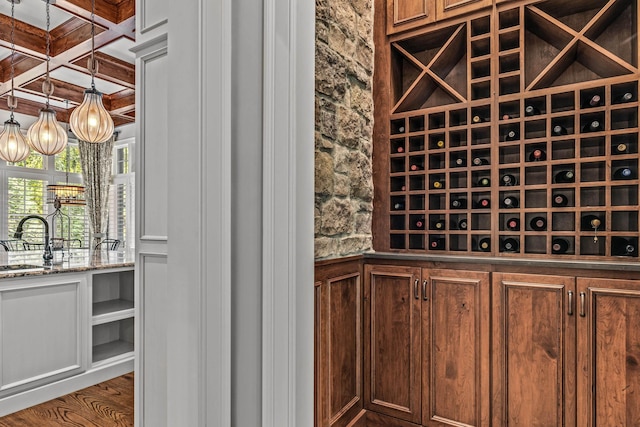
44;0;51;108
90;0;96;90
8;0;16;119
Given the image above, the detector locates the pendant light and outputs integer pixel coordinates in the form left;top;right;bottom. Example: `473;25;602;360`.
0;0;30;163
47;100;86;206
27;0;67;155
69;0;114;143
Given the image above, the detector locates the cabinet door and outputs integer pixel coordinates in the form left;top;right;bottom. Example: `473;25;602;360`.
386;0;434;35
364;264;422;423
422;269;490;427
0;277;87;397
492;273;576;427
577;277;640;427
436;0;492;21
315;269;363;427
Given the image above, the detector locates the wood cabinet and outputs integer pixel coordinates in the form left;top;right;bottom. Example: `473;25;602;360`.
364;264;422;423
577;277;640;427
364;264;490;426
421;268;490;427
436;0;492;22
386;0;434;35
492;272;576;426
315;258;364;427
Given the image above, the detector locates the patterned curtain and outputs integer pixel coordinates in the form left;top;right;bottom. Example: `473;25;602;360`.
79;136;114;250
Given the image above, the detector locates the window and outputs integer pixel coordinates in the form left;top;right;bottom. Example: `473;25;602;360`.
7;177;46;244
1;137;135;251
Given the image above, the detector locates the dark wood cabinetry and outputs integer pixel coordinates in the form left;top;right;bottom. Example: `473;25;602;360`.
364;264;422;423
364;264;490;426
577;277;640;427
492;272;576;427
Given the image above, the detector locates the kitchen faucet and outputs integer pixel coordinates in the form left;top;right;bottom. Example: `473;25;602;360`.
14;215;53;265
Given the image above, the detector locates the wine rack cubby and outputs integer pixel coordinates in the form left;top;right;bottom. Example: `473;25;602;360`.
381;0;640;260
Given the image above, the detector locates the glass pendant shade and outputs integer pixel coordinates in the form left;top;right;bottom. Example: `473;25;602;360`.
69;88;114;143
0;118;30;163
27;108;68;155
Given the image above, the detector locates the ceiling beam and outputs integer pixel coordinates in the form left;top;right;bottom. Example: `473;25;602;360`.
20;78;87;105
70;51;135;88
0;96;69;123
0;15;47;57
0;16;135;96
53;0;134;26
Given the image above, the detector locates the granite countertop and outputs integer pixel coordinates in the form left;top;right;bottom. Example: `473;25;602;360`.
0;249;135;279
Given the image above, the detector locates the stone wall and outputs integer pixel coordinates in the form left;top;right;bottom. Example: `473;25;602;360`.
315;0;374;259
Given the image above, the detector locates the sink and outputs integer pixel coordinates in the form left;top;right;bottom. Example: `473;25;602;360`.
0;264;44;273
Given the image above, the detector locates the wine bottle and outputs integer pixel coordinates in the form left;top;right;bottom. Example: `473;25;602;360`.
552;238;570;254
554;170;575;183
613;167;633;180
552;193;569;207
393;202;405;210
582;120;601;133
410;164;423;171
434;140;445;149
506;217;520;231
530;216;547;231
457;219;468;230
611;236;638;257
472;115;487;123
472;157;489;166
415;217;426;229
454;156;466;167
398;126;405;133
504;130;519;141
528;148;546;162
400;185;406;191
432;219;445;230
552;124;568;136
582;94;602;108
524;105;540;116
476;237;491;252
451;198;467;209
501;174;517;186
429;237;445;250
502;195;519;208
475;198;490;209
502;114;512;120
501;237;519;252
616;92;634;103
396;146;404;153
581;214;603;231
432;180;444;189
613;143;628;154
477;177;491;187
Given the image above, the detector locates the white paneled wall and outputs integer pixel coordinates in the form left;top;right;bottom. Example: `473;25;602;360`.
132;0;314;425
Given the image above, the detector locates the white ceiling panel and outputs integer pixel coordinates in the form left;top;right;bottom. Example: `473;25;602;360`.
98;38;135;64
0;0;73;30
14;89;70;109
50;67;127;95
0;45;11;61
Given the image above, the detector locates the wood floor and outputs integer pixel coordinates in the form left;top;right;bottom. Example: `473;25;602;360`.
0;374;134;427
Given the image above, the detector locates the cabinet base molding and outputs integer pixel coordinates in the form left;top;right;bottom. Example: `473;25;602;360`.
365;410;420;427
0;358;133;418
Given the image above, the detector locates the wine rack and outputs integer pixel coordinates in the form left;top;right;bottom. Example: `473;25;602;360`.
382;0;640;260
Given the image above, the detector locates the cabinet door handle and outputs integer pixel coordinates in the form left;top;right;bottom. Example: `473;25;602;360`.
414;279;419;300
568;291;574;316
422;280;428;301
579;292;586;317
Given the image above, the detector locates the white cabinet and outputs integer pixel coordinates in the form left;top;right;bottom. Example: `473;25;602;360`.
0;266;134;416
0;275;88;397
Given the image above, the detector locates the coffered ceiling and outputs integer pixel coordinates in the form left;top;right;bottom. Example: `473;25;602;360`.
0;0;135;130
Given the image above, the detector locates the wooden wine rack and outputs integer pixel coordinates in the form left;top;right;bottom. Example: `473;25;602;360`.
380;0;640;259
